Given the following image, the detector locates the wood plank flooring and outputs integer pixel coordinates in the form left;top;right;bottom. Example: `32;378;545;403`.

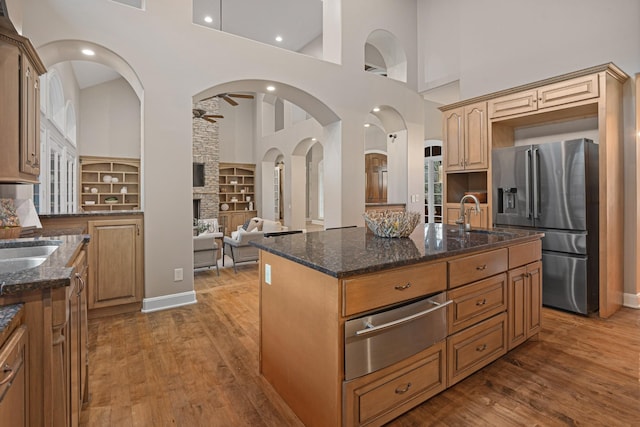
80;263;640;426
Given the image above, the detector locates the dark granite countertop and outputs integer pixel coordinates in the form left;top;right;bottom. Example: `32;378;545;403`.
0;303;24;343
39;210;143;219
0;234;89;295
251;223;544;278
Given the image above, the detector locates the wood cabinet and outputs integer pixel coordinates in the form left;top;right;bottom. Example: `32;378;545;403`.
68;247;89;426
343;342;446;427
448;248;508;289
80;156;140;212
88;218;144;311
445;203;488;228
447;313;507;387
447;273;507;335
0;325;28;427
219;163;257;235
488;74;599;119
443;101;488;172
342;262;446;316
507;240;542;350
0;24;46;183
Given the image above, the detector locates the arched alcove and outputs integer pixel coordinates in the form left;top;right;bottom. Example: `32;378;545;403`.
364;29;407;83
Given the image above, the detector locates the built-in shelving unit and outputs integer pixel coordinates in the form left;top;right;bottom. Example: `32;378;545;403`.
80;156;140;212
218;162;257;235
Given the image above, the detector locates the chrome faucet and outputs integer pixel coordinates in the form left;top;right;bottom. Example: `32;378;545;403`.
456;194;481;231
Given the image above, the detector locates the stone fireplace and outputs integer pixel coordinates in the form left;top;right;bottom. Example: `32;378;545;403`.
192;98;220;220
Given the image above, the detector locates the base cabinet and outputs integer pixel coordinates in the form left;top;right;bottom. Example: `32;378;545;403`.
507;261;542;350
0;325;28;427
88;218;144;310
343;342;446;427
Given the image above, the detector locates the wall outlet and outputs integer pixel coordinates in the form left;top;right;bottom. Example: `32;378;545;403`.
174;268;183;282
265;264;271;285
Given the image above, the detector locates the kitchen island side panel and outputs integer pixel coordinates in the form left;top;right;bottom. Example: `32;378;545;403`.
259;250;342;427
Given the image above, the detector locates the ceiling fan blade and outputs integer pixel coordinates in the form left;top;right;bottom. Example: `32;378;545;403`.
200;94;217;102
228;93;254;99
204;114;224;119
222;95;238;106
204;117;217;123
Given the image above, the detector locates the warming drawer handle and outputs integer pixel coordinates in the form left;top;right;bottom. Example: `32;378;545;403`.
355;300;453;336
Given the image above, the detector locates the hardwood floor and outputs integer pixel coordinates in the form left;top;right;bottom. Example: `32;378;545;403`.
80;264;640;426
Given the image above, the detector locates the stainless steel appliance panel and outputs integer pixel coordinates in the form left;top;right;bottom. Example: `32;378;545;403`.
534;139;588;230
492;145;534;228
541;229;587;255
344;292;450;381
542;251;591;314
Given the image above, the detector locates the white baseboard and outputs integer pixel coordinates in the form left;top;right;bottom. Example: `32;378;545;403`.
141;290;197;313
623;292;640;309
311;219;324;225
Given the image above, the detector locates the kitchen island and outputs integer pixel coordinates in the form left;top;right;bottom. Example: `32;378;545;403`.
252;224;543;427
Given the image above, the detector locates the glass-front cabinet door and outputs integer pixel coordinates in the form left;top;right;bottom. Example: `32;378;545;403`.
424;140;443;223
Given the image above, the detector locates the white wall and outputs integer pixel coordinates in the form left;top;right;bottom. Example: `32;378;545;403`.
79;77;140;158
218;98;255;163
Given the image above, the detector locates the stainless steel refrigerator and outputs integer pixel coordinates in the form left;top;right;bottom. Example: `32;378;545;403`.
492;138;599;314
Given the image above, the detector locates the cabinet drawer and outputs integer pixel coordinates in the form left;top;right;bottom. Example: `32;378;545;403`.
488;89;538;119
538;74;599;109
448;248;508;289
448;273;507;334
344;342;446;427
447;313;507;387
508;240;542;269
0;325;28;427
343;262;446;316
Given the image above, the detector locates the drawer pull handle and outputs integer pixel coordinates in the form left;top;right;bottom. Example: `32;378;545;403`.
476;344;487;352
0;363;16;386
394;283;412;291
355;300;453;336
395;382;412;395
476;298;487;306
476;264;487;271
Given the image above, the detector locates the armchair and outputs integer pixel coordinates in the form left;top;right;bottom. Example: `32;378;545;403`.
193;218;223;275
223;217;288;273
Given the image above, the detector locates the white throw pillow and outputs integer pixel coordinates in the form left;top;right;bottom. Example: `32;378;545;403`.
262;219;282;233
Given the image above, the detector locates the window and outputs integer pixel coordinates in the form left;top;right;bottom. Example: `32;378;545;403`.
37;69;78;214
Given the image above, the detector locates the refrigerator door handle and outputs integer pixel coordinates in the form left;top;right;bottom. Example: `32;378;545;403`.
525;148;532;219
533;147;540;219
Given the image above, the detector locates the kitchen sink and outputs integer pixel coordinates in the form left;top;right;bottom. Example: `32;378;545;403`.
0;244;60;274
0;245;59;260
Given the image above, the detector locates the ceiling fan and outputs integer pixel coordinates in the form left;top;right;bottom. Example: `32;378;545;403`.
192;108;224;123
202;93;255;106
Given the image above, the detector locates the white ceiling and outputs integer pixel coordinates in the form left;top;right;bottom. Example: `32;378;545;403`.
71;60;122;89
70;0;323;90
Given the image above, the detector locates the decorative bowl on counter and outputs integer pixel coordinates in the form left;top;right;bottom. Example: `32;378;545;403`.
362;210;421;238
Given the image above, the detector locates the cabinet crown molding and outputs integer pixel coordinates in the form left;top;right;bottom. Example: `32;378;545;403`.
439;63;628;112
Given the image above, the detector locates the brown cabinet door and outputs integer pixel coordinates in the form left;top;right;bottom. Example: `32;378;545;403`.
507;260;542;350
88;219;144;309
488;89;538;119
443;107;464;171
0;325;28;427
463;102;488;170
19;55;40;176
537;74;599;110
365;153;387;203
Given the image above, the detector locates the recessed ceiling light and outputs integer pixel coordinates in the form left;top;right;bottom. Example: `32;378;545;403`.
311;138;317;141
275;35;283;42
364;123;370;128
266;85;276;92
81;49;95;56
372;107;380;112
204;16;213;23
